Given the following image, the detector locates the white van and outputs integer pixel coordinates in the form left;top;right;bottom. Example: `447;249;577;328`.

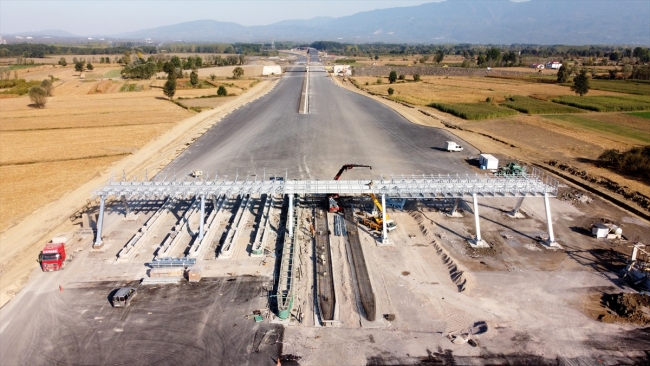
112;287;137;308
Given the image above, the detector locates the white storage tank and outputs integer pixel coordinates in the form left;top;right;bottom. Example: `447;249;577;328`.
479;154;499;170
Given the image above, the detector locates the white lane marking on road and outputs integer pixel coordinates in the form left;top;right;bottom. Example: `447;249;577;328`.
303;155;312;179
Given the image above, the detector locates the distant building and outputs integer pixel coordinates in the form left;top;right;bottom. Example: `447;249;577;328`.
545;61;562;69
262;65;282;76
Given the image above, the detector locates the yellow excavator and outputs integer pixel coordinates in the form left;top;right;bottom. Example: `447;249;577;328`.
358;193;397;232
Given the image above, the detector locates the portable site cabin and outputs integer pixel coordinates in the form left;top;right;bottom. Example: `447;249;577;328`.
479;154;499;170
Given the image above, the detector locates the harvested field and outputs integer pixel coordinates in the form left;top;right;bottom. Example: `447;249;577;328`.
553;95;650;112
1;123;174;165
196;65;264;78
502;95;585;114
353;76;619;105
0;91;192;230
543;115;650;144
0;92;190;131
429;102;517;120
177;96;235;109
0;156;123;228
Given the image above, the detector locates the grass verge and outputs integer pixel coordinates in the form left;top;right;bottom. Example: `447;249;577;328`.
103;69;122;78
552;95;650;112
628;111;650;119
544;114;650;144
429;102;517;120
501;95;585;114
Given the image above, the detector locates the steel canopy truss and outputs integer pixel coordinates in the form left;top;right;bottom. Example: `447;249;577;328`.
91;168;560;249
93;168;558;200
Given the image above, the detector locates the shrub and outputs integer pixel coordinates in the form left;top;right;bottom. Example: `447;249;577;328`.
217;85;227;96
0;79;41;95
413;74;421;82
388;87;394;95
598;146;650;180
389;70;397;84
40;79;53;96
28;86;47;107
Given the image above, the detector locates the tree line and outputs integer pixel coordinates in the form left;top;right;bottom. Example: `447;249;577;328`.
310;41;650;65
0;44;157;58
121;52;246;79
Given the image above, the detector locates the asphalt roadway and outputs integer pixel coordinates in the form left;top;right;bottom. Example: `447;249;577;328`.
162;49;477;181
0;273;283;365
0;49;478;366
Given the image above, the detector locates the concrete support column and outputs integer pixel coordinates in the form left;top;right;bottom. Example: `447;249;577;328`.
508;196;525;218
121;195;130;217
198;194;205;240
469;193;488;248
381;194;389;244
473;193;482;242
451;198;460;214
289;194;294;238
94;195;106;247
544;193;560;247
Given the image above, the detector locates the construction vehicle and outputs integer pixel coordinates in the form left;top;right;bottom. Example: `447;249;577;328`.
39;241;66;271
328;164;372;212
495;162;526;176
359;193;397;232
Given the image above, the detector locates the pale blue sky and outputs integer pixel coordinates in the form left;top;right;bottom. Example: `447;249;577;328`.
1;0;447;36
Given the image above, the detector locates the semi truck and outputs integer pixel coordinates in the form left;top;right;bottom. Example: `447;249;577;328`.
40;242;66;271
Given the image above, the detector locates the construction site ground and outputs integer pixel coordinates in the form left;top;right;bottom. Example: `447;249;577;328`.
1;52;649;365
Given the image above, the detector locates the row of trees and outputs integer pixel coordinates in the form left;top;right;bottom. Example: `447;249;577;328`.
0;43;157;58
311;41;650;63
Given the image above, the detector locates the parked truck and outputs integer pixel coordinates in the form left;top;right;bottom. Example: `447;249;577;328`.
446;141;464;152
39;242;66;271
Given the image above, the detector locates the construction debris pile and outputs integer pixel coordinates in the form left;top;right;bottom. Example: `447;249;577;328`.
599;293;650;325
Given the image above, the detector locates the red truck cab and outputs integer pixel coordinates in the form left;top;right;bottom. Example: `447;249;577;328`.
40;242;66;271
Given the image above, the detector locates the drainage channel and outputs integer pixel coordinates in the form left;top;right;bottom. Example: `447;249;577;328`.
343;198;377;322
313;202;335;323
276;195;300;320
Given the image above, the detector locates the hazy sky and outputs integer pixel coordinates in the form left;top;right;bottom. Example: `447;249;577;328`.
0;0;450;36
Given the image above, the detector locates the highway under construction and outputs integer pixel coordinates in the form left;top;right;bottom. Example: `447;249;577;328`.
1;49;649;365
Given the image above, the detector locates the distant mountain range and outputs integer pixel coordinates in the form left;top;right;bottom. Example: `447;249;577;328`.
6;0;650;45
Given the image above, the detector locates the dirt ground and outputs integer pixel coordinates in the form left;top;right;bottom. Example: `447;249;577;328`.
0;78;279;307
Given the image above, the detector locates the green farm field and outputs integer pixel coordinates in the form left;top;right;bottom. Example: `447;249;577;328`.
501;96;584;114
429;102;517;120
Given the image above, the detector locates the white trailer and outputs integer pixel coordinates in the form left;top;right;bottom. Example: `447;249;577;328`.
446;141;464;152
479;154;499;170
